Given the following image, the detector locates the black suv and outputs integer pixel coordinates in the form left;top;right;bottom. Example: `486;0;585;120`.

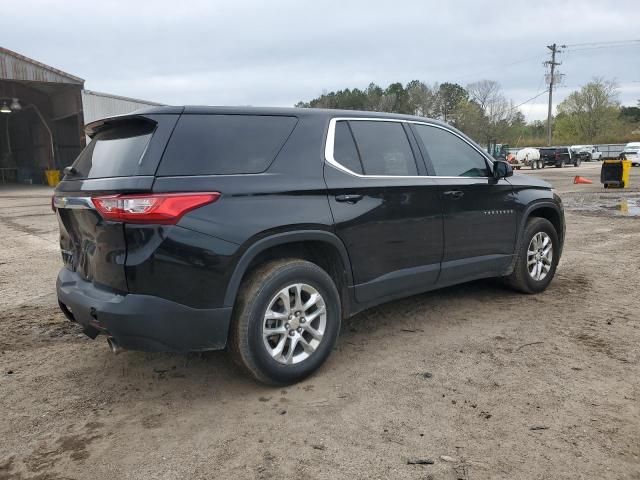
540;147;578;168
54;107;565;385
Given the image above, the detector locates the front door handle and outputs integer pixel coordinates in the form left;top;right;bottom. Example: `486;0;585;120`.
335;194;363;204
443;190;464;199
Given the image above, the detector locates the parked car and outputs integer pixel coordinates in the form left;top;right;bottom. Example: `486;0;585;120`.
54;107;565;385
620;142;640;166
540;147;578;167
570;145;602;162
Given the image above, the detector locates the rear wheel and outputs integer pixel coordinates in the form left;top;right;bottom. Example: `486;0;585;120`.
229;259;341;385
574;158;581;167
504;217;559;294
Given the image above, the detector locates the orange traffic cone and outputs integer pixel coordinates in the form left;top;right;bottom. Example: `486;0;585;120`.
573;176;593;184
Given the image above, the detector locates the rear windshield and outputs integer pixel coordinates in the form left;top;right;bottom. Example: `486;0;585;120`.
157;114;298;176
72;121;155;178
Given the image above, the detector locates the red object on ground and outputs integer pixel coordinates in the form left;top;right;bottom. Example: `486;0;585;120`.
573;176;593;185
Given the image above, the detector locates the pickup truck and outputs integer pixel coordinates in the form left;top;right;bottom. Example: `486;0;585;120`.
570;145;602;162
540;147;577;168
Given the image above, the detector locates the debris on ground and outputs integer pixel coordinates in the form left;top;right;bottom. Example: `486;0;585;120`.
407;458;435;465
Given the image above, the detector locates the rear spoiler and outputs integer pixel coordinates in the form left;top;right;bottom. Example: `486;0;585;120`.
84;106;184;138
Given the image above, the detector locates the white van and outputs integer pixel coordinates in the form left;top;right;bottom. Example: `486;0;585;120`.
622;142;640;166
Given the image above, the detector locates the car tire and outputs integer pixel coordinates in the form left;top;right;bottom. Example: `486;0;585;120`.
574;158;581;167
228;258;341;385
503;217;559;294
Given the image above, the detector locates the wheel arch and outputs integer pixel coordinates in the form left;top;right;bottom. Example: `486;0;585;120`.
223;230;354;311
526;204;564;245
507;201;565;275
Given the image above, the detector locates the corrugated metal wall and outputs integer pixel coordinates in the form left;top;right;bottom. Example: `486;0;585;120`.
0;47;84;85
81;90;164;124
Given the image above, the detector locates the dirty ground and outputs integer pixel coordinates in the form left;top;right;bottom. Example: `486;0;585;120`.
1;162;639;479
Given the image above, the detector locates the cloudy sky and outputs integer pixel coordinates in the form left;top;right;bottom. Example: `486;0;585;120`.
4;0;640;120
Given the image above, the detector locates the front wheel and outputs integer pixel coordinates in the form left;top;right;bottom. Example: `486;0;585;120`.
574;158;581;167
504;217;559;294
229;259;341;385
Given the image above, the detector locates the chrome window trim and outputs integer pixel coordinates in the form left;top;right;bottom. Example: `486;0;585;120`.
53;196;95;210
324;117;494;180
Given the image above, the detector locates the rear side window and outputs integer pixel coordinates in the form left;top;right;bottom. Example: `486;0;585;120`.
158;115;297;176
72;121;154;178
348;121;418;176
333;121;363;174
414;125;489;177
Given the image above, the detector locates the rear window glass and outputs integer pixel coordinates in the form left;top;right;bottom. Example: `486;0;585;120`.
157;115;298;176
348;121;417;176
72;121;154;178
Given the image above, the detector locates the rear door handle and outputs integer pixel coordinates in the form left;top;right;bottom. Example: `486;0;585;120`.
443;190;464;199
335;194;363;204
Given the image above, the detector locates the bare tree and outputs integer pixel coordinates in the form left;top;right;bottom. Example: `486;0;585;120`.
467;80;516;144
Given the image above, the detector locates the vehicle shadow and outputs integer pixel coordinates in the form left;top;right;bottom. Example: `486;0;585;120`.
59;278;519;404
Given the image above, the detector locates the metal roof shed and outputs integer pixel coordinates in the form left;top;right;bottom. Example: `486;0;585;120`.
0;47;86;183
0;47;164;184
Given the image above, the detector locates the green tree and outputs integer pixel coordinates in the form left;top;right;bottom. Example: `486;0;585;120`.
555;78;620;142
406;80;438;117
436;83;468;122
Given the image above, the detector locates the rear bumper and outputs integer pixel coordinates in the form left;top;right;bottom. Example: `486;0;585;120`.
56;268;232;352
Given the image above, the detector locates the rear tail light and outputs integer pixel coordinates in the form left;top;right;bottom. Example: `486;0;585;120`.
555;153;560;159
92;192;220;224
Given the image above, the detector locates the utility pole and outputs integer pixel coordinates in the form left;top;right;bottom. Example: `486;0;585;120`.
544;44;563;146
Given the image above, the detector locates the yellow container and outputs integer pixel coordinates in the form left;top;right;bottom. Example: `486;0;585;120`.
621;159;632;188
45;169;61;187
601;160;632;188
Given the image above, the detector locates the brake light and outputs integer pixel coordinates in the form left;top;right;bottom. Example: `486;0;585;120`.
555;153;560;159
92;192;220;224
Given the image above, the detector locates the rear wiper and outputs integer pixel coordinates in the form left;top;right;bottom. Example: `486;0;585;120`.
63;166;79;177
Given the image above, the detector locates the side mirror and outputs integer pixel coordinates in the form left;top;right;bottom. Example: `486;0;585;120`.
493;160;513;179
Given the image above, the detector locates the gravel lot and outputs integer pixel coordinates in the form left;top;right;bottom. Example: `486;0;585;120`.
1;162;639;480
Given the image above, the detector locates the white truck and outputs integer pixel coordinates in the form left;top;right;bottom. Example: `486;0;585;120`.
570;145;603;161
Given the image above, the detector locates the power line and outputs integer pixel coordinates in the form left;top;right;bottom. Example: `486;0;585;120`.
514;88;549;109
564;39;640;48
566;43;640;53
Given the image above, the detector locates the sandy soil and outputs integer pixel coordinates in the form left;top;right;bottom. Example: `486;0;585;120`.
1;163;639;480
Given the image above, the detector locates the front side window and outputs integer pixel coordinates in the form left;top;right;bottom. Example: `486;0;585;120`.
413;125;489;177
346;121;418;176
